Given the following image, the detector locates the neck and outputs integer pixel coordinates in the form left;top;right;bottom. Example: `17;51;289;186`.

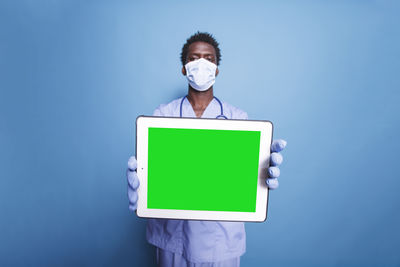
187;86;214;108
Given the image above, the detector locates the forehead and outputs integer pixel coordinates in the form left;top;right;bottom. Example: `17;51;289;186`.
187;41;216;55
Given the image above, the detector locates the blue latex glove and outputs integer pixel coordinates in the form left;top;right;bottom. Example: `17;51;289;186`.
266;139;287;190
127;156;140;211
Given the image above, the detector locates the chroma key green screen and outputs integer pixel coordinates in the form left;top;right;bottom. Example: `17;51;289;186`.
147;127;261;212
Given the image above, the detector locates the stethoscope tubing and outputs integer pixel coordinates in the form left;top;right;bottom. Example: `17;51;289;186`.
180;95;227;119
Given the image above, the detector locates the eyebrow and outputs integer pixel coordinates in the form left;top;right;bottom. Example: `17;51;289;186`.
189;52;214;56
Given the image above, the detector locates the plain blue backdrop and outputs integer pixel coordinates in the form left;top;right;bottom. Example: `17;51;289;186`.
1;0;399;266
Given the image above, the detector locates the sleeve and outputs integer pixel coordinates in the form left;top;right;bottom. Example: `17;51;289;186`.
152;104;166;116
238;110;248;120
232;108;248;120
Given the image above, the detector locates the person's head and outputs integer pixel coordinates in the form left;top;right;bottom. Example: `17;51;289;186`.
181;32;221;91
180;31;221;67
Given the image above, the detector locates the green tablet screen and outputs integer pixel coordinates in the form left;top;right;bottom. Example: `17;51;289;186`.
147;127;261;212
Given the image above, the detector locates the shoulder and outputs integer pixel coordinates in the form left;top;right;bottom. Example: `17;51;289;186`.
220;100;248;120
153;97;183;117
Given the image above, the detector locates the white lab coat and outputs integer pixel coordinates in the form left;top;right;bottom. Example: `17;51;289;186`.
146;96;248;264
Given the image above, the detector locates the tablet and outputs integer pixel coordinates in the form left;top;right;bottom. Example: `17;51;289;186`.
135;116;273;222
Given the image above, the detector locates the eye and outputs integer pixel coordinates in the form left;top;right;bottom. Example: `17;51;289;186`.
206;56;215;63
188;56;199;62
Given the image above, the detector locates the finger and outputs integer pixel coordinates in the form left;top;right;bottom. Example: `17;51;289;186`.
266;178;279;190
271;139;287;153
129;203;138;211
270;152;283;166
268;166;280;178
127;170;140;190
127;156;137;171
128;189;138;205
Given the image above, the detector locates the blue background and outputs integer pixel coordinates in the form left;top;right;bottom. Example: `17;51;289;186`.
1;0;399;266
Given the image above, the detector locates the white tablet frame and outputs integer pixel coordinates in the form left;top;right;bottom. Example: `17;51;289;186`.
135;116;273;222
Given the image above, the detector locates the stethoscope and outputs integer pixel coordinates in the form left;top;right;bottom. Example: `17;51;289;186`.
180;95;228;119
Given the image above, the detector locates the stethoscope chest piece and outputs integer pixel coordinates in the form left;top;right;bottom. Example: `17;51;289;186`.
216;114;228;119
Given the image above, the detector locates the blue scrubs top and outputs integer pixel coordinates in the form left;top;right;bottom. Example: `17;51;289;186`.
146;96;248;263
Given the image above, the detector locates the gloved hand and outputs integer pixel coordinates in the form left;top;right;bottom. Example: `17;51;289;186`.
266;139;287;190
127;156;140;211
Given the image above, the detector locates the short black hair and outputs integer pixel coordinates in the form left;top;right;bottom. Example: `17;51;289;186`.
180;31;221;66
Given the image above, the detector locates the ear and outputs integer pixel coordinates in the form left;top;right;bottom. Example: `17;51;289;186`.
215;68;219;77
182;66;186;76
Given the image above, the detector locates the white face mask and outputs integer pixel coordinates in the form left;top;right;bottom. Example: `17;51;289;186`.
185;58;217;91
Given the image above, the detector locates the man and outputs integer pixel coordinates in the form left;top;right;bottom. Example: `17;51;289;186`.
127;32;286;267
